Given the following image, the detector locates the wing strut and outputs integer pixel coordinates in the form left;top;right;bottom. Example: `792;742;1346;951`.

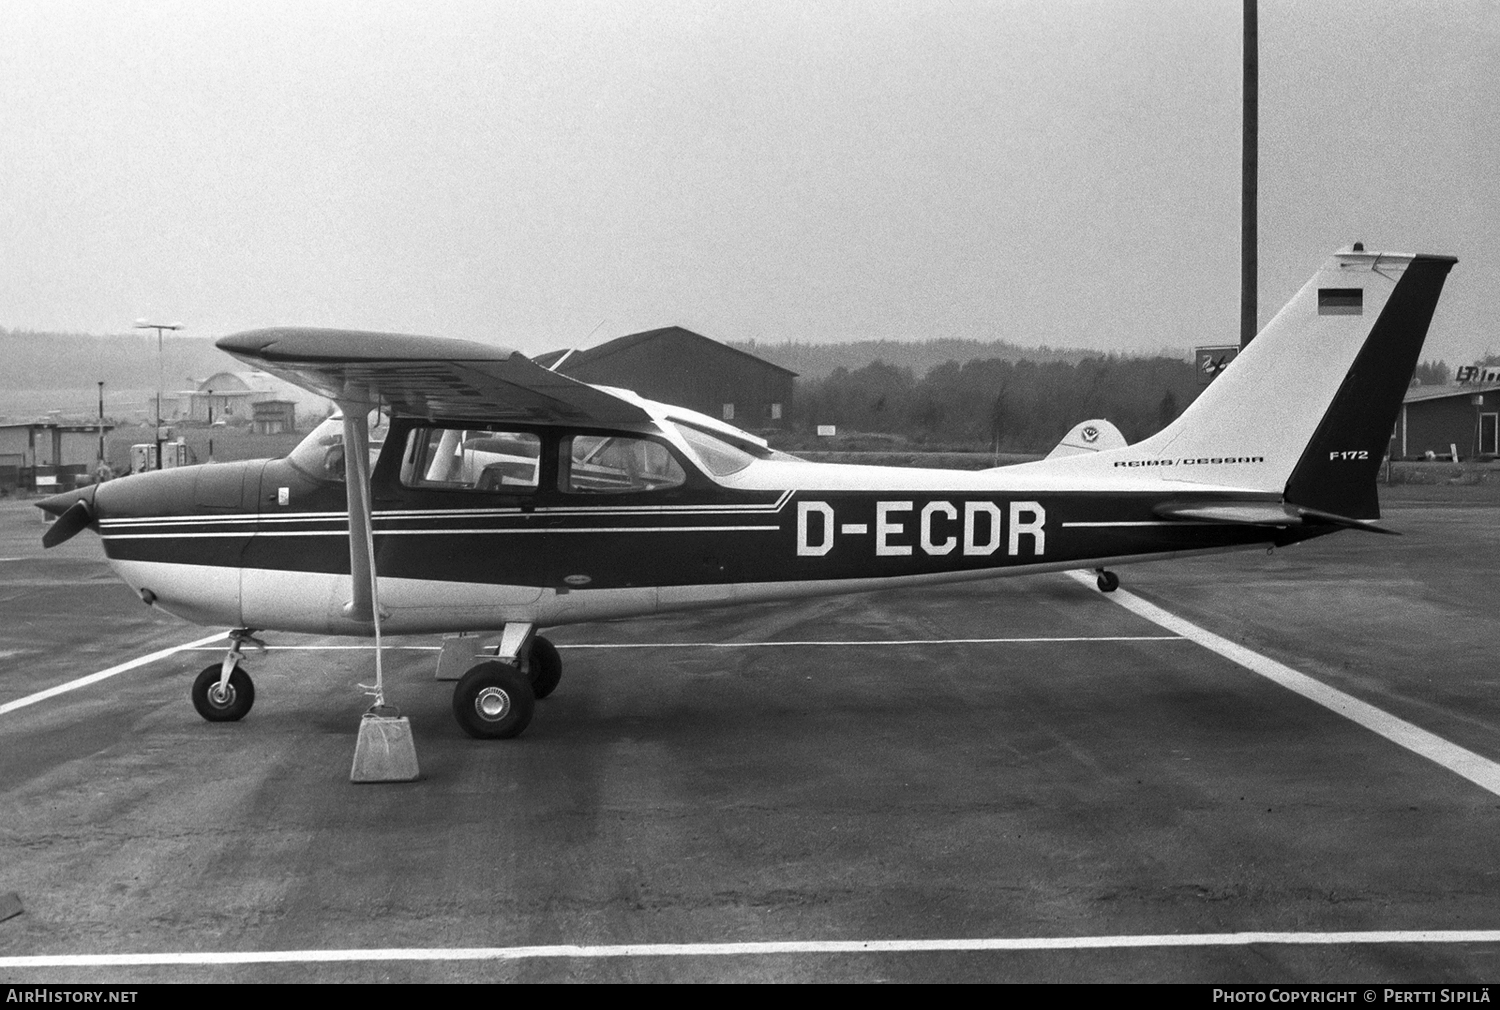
340;404;385;690
340;398;420;782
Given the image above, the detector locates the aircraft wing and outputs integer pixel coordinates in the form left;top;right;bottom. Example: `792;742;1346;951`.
216;327;653;426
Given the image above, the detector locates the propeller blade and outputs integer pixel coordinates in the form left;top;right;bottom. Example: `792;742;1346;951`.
42;500;93;549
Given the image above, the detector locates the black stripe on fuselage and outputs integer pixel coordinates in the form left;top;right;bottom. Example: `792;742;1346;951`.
98;490;1321;590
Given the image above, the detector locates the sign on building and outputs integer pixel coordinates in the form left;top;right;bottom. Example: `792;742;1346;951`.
1456;365;1500;384
1194;346;1239;385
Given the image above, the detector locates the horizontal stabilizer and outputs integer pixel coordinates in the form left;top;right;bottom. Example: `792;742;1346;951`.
1154;500;1397;535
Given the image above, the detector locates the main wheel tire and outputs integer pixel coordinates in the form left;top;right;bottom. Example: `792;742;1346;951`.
191;663;255;722
453;661;535;739
527;635;562;700
1097;570;1120;593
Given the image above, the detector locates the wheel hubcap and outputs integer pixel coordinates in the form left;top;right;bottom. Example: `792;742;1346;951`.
208;683;236;707
475;686;511;722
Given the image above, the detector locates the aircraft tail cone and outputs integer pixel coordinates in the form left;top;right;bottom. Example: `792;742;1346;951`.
350;711;421;783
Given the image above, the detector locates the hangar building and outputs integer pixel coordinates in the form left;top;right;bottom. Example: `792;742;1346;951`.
1395;382;1500;460
535;327;796;428
179;371;326;431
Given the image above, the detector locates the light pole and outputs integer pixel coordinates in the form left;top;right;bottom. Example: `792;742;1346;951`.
134;319;182;469
1241;0;1258;349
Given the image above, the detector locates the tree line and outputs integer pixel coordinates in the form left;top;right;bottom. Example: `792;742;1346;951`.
791;354;1202;452
0;328;237;391
789;352;1460;453
730;337;1095;381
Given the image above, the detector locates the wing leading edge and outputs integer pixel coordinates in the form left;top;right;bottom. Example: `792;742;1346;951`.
216;327;653;427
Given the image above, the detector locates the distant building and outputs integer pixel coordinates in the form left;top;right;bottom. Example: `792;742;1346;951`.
0;422;112;492
251;400;297;435
1396;382;1500;459
179;371;325;430
535;326;796;427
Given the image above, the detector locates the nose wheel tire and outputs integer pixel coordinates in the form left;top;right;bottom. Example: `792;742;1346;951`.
191;664;256;722
1096;570;1120;593
454;661;535;739
526;635;562;700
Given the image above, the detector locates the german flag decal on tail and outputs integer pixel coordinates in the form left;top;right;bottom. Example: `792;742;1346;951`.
1318;288;1363;315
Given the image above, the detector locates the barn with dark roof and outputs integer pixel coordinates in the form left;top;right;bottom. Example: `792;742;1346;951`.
534;326;796;428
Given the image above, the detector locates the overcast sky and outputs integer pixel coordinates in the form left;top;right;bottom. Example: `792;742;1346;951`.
3;1;1496;365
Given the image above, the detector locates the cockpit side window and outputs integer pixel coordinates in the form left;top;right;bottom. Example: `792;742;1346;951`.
560;435;685;493
400;427;541;492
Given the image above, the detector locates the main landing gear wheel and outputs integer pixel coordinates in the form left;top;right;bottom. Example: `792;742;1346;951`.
526;635;562;700
1096;569;1120;593
453;661;535;739
191;664;255;722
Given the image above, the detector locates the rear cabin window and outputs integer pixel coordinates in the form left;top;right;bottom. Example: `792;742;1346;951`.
400;428;541;492
562;435;685;493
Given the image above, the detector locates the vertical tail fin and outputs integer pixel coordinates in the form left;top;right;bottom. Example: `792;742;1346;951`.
1089;248;1457;517
1280;254;1456;518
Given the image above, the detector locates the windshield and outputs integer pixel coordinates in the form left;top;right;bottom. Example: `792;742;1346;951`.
285;412;388;482
669;422;757;476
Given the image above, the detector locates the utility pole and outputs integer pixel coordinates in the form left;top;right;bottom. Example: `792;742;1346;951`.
134;319;182;469
97;381;105;473
1241;0;1258;349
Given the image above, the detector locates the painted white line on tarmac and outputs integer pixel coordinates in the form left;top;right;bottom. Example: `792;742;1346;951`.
179;637;1184;652
0;632;229;717
4;929;1500;967
181;645;441;652
1068;570;1500;798
556;636;1185;649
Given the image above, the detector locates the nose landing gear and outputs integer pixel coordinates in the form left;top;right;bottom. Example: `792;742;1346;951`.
1095;568;1120;593
191;629;264;722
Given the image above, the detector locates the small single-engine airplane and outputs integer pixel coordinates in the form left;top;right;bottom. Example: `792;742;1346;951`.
38;246;1454;741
